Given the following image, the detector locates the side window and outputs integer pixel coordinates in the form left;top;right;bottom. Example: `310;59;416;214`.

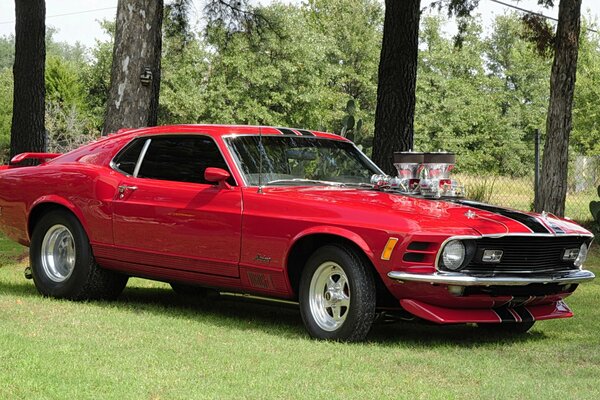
112;138;146;175
137;136;234;185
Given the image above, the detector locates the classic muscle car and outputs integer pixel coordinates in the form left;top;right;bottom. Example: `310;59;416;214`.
0;125;594;341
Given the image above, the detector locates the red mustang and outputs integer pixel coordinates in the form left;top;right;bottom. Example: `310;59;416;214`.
0;125;594;341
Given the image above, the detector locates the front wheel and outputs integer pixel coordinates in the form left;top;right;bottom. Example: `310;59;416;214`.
299;245;376;342
30;209;128;300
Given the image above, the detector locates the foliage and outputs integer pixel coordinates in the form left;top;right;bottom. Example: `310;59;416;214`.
171;4;343;128
0;2;599;175
466;176;497;203
45;100;98;154
164;0;194;44
79;20;115;132
45;56;86;106
414;16;538;176
0;35;15;70
340;99;361;141
0;68;13;164
571;20;600;156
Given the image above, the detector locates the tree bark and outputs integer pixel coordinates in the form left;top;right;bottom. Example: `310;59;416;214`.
10;0;46;161
534;0;581;216
372;0;421;175
102;0;163;135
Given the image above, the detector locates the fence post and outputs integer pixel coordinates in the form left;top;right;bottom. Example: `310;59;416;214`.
534;129;540;204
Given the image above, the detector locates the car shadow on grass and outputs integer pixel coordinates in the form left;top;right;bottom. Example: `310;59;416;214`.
0;277;547;346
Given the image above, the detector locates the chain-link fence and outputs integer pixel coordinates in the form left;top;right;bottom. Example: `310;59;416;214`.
456;155;600;223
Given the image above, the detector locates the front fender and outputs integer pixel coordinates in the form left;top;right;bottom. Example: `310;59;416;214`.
289;225;376;261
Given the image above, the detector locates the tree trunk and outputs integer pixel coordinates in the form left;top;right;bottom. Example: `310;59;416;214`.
534;0;581;216
102;0;163;135
372;0;421;175
10;0;46;161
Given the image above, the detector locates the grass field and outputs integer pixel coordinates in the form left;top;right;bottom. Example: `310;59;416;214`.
1;233;600;400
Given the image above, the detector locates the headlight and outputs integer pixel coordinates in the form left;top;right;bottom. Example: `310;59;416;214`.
441;240;466;271
574;243;588;267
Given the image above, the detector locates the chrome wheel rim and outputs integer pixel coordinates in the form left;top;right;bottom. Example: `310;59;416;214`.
309;261;350;331
41;224;76;283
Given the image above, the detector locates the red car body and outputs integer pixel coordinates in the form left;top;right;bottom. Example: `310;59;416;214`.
0;125;594;340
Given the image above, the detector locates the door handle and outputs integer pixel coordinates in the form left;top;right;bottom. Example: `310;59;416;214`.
117;185;138;199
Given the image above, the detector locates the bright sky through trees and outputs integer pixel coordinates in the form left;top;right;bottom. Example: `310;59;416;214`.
1;0;599;47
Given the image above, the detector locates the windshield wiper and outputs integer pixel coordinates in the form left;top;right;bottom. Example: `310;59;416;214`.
265;178;343;186
265;179;374;188
338;182;375;189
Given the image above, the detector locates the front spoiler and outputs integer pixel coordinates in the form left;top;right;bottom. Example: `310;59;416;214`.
387;269;595;286
400;299;573;324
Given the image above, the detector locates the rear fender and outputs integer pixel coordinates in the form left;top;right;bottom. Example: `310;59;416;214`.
28;196;89;240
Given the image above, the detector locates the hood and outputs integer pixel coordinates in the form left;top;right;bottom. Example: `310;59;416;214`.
256;187;592;237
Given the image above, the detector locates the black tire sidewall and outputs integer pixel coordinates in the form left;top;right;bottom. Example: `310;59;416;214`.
299;244;376;341
30;210;94;299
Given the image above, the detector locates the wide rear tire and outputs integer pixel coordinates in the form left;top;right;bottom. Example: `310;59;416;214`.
30;210;128;300
299;244;376;342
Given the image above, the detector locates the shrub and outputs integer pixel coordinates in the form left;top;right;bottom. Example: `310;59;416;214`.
466;177;497;203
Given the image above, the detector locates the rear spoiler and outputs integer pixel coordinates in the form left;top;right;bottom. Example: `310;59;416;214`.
10;152;62;165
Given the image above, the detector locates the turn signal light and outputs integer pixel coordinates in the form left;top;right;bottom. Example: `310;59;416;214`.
381;237;399;261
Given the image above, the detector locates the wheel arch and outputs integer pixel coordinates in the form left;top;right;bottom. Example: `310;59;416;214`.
285;228;395;306
28;197;88;241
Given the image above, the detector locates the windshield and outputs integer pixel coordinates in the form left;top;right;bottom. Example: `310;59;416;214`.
226;136;381;186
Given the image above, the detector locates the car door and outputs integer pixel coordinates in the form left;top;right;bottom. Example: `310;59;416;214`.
110;135;242;278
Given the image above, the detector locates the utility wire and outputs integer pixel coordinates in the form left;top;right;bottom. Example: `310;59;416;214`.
0;6;117;25
488;0;598;33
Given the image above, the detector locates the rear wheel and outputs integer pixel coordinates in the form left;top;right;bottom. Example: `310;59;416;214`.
30;210;128;300
477;320;535;334
299;244;376;342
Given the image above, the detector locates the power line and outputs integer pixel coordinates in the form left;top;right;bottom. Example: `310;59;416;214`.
0;6;117;26
488;0;598;33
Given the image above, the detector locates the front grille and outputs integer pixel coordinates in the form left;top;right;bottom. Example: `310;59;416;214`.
460;236;588;275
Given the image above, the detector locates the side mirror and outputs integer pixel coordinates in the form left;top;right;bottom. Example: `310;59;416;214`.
204;167;232;189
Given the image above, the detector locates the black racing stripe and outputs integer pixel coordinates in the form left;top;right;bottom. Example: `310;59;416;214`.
456;200;551;234
494;307;517;322
296;129;315;136
276;128;299;135
547;221;565;234
514;307;535;323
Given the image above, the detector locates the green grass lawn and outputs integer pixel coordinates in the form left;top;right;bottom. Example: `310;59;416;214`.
1;233;600;399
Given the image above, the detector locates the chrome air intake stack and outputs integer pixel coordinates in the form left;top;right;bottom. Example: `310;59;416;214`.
371;151;465;197
419;152;463;198
393;152;424;193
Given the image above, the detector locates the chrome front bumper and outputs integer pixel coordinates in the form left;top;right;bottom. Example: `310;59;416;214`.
387;269;596;286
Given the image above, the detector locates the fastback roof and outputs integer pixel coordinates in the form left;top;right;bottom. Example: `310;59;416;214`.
111;124;348;141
